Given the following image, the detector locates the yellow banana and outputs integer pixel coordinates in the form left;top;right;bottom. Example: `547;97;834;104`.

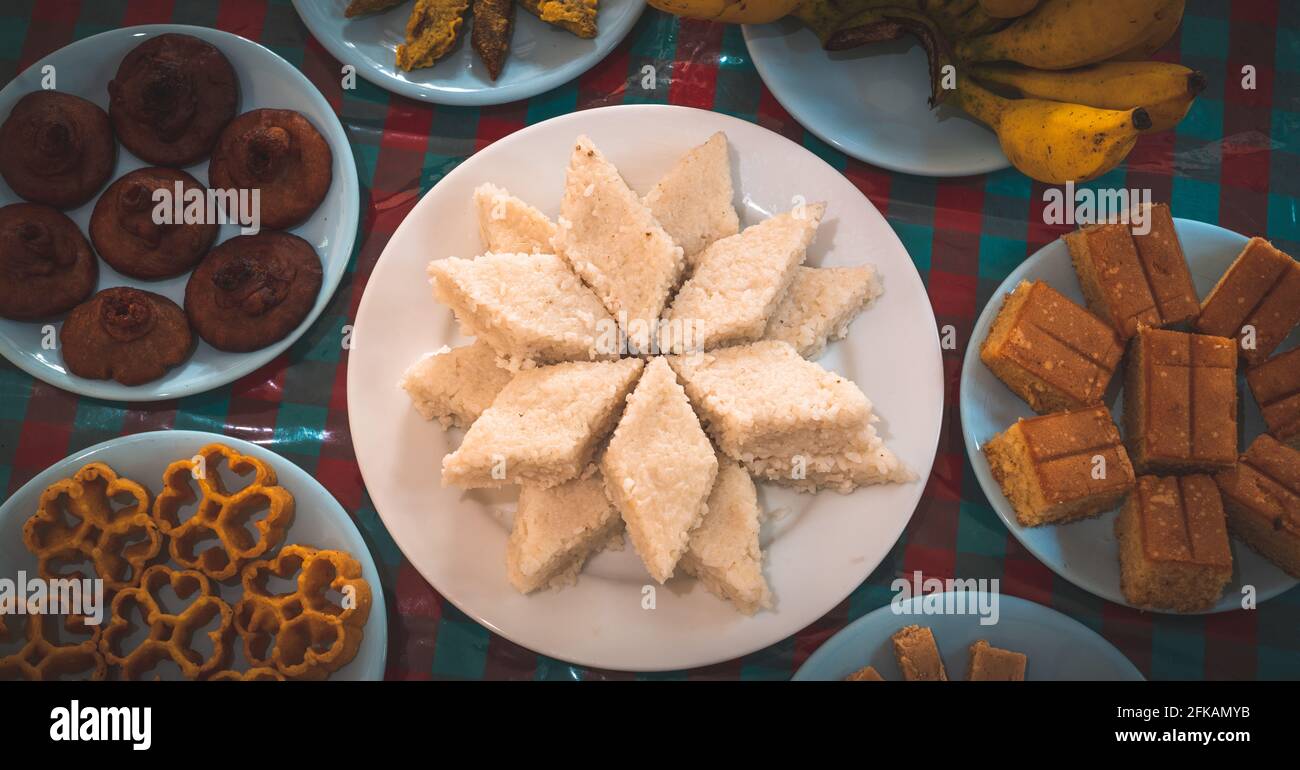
970;61;1205;132
647;0;802;24
1111;0;1185;60
955;0;1172;70
978;0;1038;18
955;76;1150;184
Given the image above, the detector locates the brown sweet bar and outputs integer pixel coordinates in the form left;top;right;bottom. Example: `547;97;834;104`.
1197;237;1300;366
1214;435;1300;578
1124;328;1237;474
1246;346;1300;449
845;665;885;681
984;405;1136;527
980;280;1123;414
890;625;947;681
1115;475;1232;612
966;640;1027;681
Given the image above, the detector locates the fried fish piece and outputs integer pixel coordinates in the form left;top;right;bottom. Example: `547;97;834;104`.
397;0;471;71
345;0;409;17
472;0;516;80
519;0;598;38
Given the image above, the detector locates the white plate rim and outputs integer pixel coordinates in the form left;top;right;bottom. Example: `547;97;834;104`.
347;102;944;671
741;21;1011;178
291;0;647;106
959;218;1300;614
792;591;1145;681
0;429;388;680
0;24;360;403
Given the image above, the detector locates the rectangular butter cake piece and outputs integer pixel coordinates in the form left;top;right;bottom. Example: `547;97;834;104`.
1245;346;1300;449
1197;237;1300;366
1115;474;1233;612
984;405;1136;527
980;280;1123;414
1214;434;1300;578
1123;328;1237;474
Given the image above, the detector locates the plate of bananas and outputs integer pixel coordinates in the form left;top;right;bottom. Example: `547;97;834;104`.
650;0;1200;181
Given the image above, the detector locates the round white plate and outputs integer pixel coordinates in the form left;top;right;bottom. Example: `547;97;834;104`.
961;219;1300;614
743;20;1008;177
0;430;387;680
794;592;1143;680
0;24;359;402
292;0;646;105
349;104;943;671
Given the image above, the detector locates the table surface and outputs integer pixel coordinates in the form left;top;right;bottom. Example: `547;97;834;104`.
1;0;1297;680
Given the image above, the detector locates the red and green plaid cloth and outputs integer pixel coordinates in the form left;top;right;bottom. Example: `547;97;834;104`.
2;0;1297;680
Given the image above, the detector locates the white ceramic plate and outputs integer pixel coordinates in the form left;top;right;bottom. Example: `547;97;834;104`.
743;20;1008;177
292;0;646;105
0;25;359;402
348;104;944;671
0;431;387;680
961;219;1299;613
794;592;1144;680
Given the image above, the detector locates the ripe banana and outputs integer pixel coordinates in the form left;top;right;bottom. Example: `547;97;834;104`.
646;0;802;24
1111;0;1185;61
955;0;1173;70
955;76;1151;184
978;0;1038;18
970;61;1205;132
824;5;952;104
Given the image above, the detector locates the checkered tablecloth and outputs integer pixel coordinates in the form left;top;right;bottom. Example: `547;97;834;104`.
2;0;1297;680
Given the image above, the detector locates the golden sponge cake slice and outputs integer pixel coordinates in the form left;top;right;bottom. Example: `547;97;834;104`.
680;458;772;614
399;340;514;429
643;132;740;265
473;183;558;254
427;252;614;370
662;204;825;352
552;135;685;353
764;265;882;359
602;357;718;583
442;358;644;489
507;472;623;594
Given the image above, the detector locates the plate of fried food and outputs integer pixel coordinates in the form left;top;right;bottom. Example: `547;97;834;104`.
961;206;1300;614
794;592;1144;680
292;0;646;105
348;103;944;671
0;24;358;402
0;431;387;681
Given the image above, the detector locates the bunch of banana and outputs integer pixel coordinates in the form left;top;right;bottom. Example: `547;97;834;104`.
647;0;1202;184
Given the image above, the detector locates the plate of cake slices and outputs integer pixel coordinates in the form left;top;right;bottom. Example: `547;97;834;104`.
0;24;359;402
961;209;1300;614
292;0;646;105
0;430;387;681
348;104;944;671
794;592;1144;681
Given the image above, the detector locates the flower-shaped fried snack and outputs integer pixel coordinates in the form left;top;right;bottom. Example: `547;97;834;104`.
152;443;295;582
207;666;286;681
0;606;106;681
22;462;162;591
234;544;372;680
100;565;234;680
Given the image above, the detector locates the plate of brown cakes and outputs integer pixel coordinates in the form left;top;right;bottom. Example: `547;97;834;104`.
0;25;358;402
291;0;645;105
961;207;1300;614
